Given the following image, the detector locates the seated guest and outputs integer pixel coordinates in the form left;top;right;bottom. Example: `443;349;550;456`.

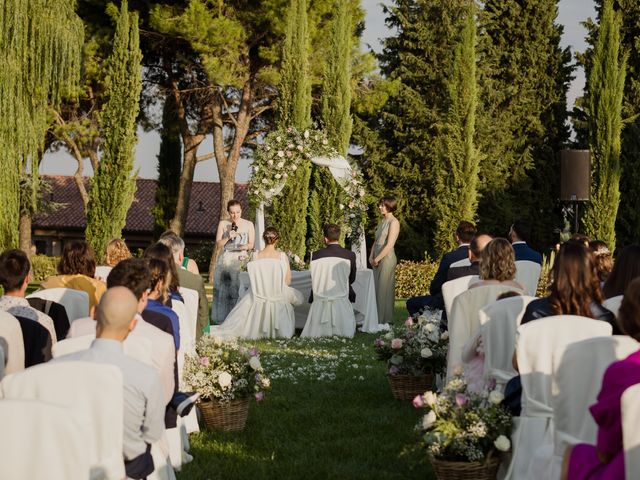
562;278;640;480
447;234;492;282
309;223;356;303
0;249;57;342
55;287;165;480
406;220;476;314
158;232;209;340
95;239;131;282
160;230;199;274
509;219;542;264
589;240;613;285
469;238;524;291
144;258;180;350
143;243;183;303
41;240;106;313
602;244;640;299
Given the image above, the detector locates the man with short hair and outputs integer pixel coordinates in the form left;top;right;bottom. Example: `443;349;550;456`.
55;287;165;479
309;224;357;303
447;234;493;281
0;249;57;342
406;221;476;314
158;232;209;339
509;220;542;264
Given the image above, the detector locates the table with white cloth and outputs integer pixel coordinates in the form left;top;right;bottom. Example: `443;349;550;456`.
238;268;382;333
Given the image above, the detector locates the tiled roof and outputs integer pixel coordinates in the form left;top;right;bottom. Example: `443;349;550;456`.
33;176;248;236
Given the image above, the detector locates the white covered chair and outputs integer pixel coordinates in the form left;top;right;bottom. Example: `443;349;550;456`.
622;383;640;480
441;275;478;320
505;316;612;480
0;310;25;374
544;336;640;480
1;361;125;480
94;265;113;282
515;260;542;296
449;258;471;269
479;295;535;391
301;257;355;338
603;294;623;319
446;284;521;380
0;399;92;479
27;287;90;322
177;287;198;352
52;334;153;365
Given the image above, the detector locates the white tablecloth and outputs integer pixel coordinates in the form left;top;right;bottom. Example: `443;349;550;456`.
238;268;382;333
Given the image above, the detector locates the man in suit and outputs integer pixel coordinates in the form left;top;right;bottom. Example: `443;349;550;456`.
509;220;542;264
309;223;357;303
447;234;493;281
406;221;476;315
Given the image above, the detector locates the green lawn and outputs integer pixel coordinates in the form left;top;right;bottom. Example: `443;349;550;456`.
177;300;435;479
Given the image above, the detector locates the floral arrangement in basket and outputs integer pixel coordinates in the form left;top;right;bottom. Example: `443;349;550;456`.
285;250;307;271
374;309;448;376
413;371;512;463
183;336;271;403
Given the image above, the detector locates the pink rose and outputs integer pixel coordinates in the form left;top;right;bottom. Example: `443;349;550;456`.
249;347;258;357
391;338;403;349
374;338;385;348
455;394;467;407
200;357;210;366
255;391;264;402
412;395;425;409
405;317;414;327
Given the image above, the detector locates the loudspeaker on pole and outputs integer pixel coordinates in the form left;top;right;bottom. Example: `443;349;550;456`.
560;150;590;202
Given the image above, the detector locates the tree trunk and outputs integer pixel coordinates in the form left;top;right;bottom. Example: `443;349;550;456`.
169;134;203;235
19;211;32;255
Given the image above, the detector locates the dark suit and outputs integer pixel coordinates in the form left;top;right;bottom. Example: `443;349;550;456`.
309;243;357;303
447;261;479;282
512;242;542;264
406;245;469;314
14;315;52;367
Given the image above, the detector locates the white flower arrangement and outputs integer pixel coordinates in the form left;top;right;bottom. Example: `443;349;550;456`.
183;336;271;403
285;250;307;271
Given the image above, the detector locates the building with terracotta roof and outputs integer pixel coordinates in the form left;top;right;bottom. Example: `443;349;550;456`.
32;176;249;255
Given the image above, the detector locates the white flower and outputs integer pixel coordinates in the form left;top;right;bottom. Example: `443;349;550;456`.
276;136;281;142
489;390;505;405
425;323;435;332
359;189;365;197
384;332;393;340
275;174;281;179
277;150;285;158
339;204;344;210
494;435;511;452
254;166;259;172
283;173;288;178
422;411;436;430
218;371;232;388
322;139;328;145
304;130;310;138
441;331;449;341
269;188;275;193
249;356;263;371
291;165;298;171
261;179;268;184
423;391;437;407
277;161;284;168
420;347;433;358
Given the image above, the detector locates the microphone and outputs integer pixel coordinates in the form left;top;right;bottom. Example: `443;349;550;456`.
231;222;238;232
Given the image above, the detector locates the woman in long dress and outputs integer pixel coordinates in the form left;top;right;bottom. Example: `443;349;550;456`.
212;199;255;324
370;196;400;325
210;227;302;339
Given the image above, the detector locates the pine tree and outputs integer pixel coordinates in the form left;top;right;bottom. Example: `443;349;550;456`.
0;0;83;250
582;0;626;247
432;4;480;256
153;94;182;238
86;1;142;262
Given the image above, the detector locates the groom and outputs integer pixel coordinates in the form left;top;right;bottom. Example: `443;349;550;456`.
309;223;357;303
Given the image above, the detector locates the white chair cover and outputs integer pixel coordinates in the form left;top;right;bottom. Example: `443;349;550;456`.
301;257;356;338
446;284;521;380
27;287;90;322
505;316;612;480
172;299;195;356
1;361;125;480
479;295;535;391
52;334;153;366
602;295;623;319
546;336;640;480
0;399;92;479
0;310;25;374
449;258;471;268
441;275;479;320
0;344;4;380
622;383;640;480
94;265;113;282
515;260;542;296
177;287;199;351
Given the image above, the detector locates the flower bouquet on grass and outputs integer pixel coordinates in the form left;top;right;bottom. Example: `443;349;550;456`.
414;372;512;480
374;309;448;400
183;336;271;431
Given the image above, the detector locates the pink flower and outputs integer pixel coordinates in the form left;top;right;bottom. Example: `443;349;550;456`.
391;338;403;349
388;366;399;375
249;347;258;357
455;394;467;407
199;357;210;366
412;395;425;408
374;338;385;347
405;317;414;327
255;391;264;402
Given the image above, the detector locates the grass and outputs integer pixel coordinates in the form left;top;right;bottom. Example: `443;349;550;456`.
177;300;435;480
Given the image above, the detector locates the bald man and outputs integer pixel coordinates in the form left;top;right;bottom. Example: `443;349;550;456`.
55;287;165;479
447;234;493;282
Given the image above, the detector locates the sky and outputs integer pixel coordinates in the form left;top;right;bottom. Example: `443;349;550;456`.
40;0;596;182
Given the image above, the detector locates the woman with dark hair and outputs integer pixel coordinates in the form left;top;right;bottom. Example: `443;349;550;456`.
370;196;399;324
589;240;613;285
602;244;640;299
41;240;106;311
521;241;618;332
469;238;524;290
143;243;182;302
562;278;640;480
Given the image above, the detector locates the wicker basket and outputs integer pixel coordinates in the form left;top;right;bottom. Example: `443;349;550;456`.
199;397;250;432
429;453;500;480
387;373;434;400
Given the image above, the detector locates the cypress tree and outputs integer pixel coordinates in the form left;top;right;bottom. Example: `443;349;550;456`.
86;1;142;262
0;0;83;250
432;4;480;256
153;94;182;238
269;0;313;258
582;0;626;247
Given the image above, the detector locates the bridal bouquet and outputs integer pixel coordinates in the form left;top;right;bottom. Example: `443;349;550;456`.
374;309;448;376
413;373;512;462
183;336;271;403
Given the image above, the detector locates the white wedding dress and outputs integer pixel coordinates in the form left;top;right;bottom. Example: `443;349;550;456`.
210;253;303;340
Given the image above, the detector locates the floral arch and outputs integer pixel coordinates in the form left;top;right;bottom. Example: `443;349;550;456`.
248;127;368;268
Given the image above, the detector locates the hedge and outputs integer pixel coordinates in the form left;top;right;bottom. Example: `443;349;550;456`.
394;258;439;299
30;255;59;282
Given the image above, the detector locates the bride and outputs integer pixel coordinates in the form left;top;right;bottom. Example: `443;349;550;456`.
210;227;303;340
